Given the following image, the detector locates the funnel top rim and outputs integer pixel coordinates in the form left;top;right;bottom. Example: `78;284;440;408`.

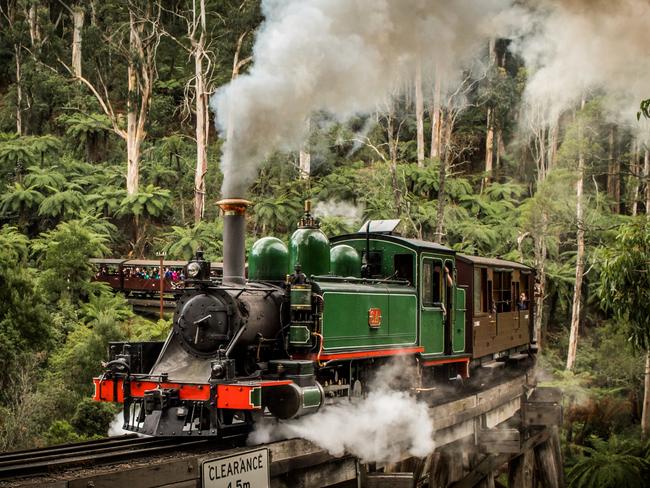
216;198;251;207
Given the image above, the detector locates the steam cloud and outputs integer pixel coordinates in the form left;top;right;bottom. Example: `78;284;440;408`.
248;358;435;463
514;0;650;128
211;0;518;197
313;199;364;223
212;0;650;195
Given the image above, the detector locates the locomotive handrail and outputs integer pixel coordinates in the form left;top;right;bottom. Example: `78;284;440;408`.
310;275;412;286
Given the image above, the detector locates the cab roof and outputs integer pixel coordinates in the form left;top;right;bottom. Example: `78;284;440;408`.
456;254;532;271
331;233;454;254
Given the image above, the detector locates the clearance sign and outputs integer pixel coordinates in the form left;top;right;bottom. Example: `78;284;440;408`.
202;448;270;488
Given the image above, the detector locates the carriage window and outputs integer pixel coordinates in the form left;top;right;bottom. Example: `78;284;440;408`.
473;267;488;313
394;254;414;284
422;259;442;307
493;270;512;313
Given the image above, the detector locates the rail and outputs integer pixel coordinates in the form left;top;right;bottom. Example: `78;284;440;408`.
0;434;224;480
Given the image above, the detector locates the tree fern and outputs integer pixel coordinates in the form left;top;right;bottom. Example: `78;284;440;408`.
24;166;66;192
38;188;87;219
0;183;44;217
568;436;649;488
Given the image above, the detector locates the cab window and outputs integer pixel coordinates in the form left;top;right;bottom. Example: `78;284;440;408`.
394;254;414;284
422;259;442;307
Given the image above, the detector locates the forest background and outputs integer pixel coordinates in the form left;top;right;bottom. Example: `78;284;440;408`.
0;1;648;485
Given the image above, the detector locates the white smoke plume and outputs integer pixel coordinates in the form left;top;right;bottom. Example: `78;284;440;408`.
248;358;435;463
108;410;147;437
211;0;520;197
514;0;650;127
108;412;129;437
313;200;363;222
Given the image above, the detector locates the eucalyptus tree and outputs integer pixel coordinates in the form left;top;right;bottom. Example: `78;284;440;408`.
563;99;605;371
598;219;650;436
59;1;162;195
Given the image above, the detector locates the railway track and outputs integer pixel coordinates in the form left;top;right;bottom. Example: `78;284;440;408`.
0;434;215;480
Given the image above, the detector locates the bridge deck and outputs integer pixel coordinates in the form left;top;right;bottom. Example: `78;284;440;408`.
0;373;563;488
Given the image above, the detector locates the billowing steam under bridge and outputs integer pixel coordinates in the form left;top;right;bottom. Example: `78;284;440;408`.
0;372;563;488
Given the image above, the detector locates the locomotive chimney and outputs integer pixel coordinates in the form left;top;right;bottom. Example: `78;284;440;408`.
216;198;251;285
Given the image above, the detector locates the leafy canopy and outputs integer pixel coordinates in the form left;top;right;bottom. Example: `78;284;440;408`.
597;219;650;350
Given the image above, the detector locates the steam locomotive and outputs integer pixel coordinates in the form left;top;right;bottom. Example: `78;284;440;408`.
93;199;536;437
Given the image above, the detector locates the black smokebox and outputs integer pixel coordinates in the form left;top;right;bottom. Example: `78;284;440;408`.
216;199;250;285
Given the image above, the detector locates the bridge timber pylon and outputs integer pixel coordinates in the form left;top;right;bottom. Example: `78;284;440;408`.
1;373;564;488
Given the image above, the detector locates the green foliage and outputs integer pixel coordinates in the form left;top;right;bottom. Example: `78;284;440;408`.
0;183;44;220
32;220;111;303
0;225;29;263
162;221;223;261
0;227;51;397
129;318;172;342
38;186;87;219
45;421;81;446
71;399;116;438
318;216;358;237
116;184;172;219
567;436;649;488
50;314;126;394
80;291;133;324
57;113;112;160
597;219;650;350
24;166;67;192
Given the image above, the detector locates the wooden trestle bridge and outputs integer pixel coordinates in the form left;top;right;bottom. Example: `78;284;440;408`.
0;372;564;488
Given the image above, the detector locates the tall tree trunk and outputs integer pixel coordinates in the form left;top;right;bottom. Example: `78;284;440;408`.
484;39;496;186
548;122;559;170
299;149;311;179
485;106;494;184
631;142;640;216
28;4;41;49
496;129;505;177
193;0;209;222
566;99;586;372
14;44;22;135
90;0;97;25
415;61;425;166
299;119;311;179
534;219;547;350
434;120;453;243
641;178;650;438
607;125;620;213
386;112;401;213
430;75;442;159
124;5;158;195
193;50;208;221
71;7;84;78
644;148;650;215
642;352;650;437
126;48;140;195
